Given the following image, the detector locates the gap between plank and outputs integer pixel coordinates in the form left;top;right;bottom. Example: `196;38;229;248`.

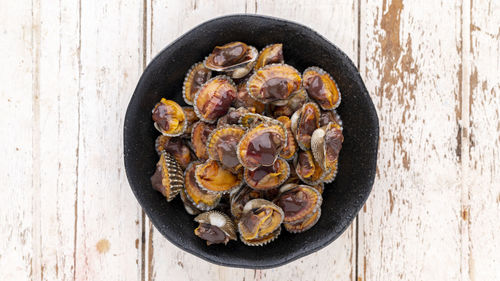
459;0;472;280
73;0;82;279
31;0;42;279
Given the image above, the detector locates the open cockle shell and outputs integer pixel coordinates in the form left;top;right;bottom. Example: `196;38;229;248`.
234;80;266;113
150;152;184;202
254;43;284;70
184;161;222;211
195;159;243;194
206;125;246;171
217;107;251;127
230;185;264;220
244;158;290;190
240;226;281;246
311;122;343;172
322;160;338;184
246;63;302;105
181;106;200;138
284;207;321;233
190;121;216;160
194;210;237;245
193;75;237;123
237;122;287;170
238;112;274;128
270;88;309;118
238;199;284;246
276;116;298;160
295;150;326;185
302;66;341;110
290;102;321;150
274;184;322;223
183;62;212;105
319;109;343;128
152;98;188;137
180;189;202;215
154;136;192;170
204;42;258;79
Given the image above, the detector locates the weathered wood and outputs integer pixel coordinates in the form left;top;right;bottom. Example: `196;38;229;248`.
144;1;358;280
2;0;500;280
37;0;80;280
465;0;500;280
358;0;463;280
73;0;144;280
0;0;36;280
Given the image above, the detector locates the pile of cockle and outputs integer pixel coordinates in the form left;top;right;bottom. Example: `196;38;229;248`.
151;42;343;246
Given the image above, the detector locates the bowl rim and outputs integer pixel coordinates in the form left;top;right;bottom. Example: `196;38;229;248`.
124;13;379;269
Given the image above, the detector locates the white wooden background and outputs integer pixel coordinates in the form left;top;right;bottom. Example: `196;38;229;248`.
1;0;499;280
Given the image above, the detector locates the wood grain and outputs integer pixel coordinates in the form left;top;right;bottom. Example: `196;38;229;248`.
0;0;35;279
466;0;500;280
1;0;499;280
73;0;143;280
144;1;358;280
37;0;81;280
358;0;463;280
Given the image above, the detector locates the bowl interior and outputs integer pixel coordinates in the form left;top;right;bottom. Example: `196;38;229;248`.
124;14;378;269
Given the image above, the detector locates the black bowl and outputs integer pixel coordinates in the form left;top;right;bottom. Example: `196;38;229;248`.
124;14;378;269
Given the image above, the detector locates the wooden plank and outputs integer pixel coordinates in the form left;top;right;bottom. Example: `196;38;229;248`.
37;0;80;280
74;0;144;280
0;0;36;280
466;0;500;280
358;0;463;280
144;1;358;280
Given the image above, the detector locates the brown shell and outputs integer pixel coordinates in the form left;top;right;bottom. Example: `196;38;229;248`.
295;150;325;185
193;76;237;123
233;80;266;113
243;159;289;190
184;162;222;211
274;184;322;223
152;98;187;136
291;102;320;150
206;125;246;171
181;106;200;138
238;199;284;245
311;122;343;172
150;152;184;202
204;42;258;79
247;64;302;104
195;159;243;194
244;158;290;190
230;185;265;220
217;107;251;127
319;109;342;128
237;123;286;170
303;67;341;110
240;226;281;246
190;121;216;160
154;136;192;169
180;189;202;215
310;182;325;194
322;159;338;183
194;211;237;245
183;62;212;105
283;163;301;185
270;88;308;117
276;116;298;160
283;208;321;233
254;44;284;70
238;113;274;128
